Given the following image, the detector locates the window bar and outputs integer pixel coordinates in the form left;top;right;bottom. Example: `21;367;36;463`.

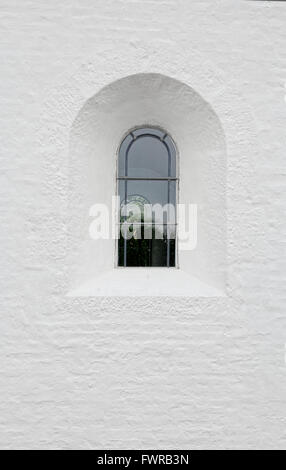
123;139;133;268
117;223;177;226
167;142;171;268
118;177;178;181
124;179;127;267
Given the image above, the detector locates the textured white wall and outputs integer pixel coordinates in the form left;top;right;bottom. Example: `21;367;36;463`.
68;73;226;296
0;0;286;450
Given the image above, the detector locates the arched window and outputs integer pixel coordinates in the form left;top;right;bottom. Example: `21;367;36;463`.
117;127;178;267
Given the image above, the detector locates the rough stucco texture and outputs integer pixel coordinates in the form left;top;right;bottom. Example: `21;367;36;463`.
0;0;286;450
68;73;226;295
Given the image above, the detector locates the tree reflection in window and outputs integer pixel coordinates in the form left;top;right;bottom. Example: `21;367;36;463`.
117;127;177;267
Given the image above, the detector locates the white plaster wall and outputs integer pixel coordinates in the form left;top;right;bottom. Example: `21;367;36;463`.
0;0;286;450
68;73;226;295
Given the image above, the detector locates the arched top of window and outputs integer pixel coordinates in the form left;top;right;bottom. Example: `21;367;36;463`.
118;127;176;179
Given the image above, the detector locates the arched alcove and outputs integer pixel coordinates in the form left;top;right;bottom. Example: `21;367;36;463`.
68;73;226;297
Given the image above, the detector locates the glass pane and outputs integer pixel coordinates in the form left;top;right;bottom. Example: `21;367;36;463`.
118;224;176;267
118;180;176;224
128;135;169;177
117;127;177;268
118;128;176;178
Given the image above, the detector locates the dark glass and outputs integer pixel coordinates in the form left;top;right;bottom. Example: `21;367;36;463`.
118;224;176;267
118;180;176;224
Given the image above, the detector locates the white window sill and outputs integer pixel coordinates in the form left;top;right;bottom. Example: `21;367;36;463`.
68;268;225;298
